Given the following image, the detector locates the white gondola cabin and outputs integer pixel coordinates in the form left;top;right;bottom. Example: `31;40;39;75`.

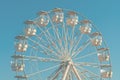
52;8;64;23
101;69;112;78
80;20;92;34
36;11;49;27
24;20;36;36
25;27;36;36
98;53;110;62
11;62;25;72
66;11;78;27
16;43;28;52
91;32;102;46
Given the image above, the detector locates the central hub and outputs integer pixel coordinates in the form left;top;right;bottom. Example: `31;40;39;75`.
61;53;72;62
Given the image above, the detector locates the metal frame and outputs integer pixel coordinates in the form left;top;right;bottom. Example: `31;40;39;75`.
11;8;112;80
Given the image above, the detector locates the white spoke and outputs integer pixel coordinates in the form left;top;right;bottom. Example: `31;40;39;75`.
23;55;63;62
63;21;69;56
49;65;62;80
27;37;61;58
71;34;83;54
35;25;61;55
35;34;49;45
47;14;64;52
71;27;75;42
74;68;90;80
76;65;100;78
37;27;53;43
46;27;61;51
75;62;99;68
73;51;98;60
27;63;62;77
35;34;62;56
69;27;76;55
28;44;47;54
72;39;91;58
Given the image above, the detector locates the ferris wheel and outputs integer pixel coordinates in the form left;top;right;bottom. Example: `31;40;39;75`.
11;8;112;80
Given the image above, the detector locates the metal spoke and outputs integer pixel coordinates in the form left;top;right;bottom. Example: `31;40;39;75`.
70;34;83;54
69;27;76;55
23;55;63;62
49;65;62;80
35;25;61;56
27;37;61;58
71;39;91;58
35;32;62;55
75;62;99;68
63;21;69;56
47;14;64;53
76;65;100;78
27;63;63;77
74;68;90;80
37;27;59;51
73;51;98;61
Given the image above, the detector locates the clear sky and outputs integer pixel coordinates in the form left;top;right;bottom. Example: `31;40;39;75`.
0;0;120;80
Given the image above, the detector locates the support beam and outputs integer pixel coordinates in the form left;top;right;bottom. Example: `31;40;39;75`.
62;62;71;80
72;65;82;80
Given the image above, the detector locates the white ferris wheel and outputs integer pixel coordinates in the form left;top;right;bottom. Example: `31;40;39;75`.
11;8;112;80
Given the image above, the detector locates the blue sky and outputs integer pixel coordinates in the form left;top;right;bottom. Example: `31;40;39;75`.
0;0;120;80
